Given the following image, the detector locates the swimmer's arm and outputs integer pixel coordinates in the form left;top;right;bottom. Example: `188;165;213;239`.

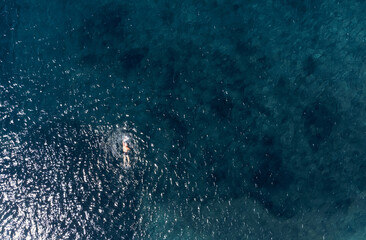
128;147;134;153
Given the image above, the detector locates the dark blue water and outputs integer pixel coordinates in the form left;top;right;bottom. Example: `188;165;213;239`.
1;0;366;239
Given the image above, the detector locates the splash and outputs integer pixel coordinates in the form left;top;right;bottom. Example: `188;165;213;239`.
102;122;148;167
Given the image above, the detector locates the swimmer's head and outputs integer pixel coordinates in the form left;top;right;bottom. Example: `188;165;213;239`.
122;136;129;143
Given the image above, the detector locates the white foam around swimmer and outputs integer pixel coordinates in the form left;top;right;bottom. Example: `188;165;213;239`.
104;123;146;162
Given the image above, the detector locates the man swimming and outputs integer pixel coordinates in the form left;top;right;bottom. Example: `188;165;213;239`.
122;140;131;167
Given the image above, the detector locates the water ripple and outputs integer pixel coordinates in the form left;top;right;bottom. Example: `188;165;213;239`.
0;120;148;239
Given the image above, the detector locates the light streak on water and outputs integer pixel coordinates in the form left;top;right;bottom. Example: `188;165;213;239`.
0;121;149;239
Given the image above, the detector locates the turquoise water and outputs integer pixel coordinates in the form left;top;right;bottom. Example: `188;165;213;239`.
1;0;366;239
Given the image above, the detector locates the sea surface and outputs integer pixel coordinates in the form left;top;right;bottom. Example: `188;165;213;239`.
1;0;366;239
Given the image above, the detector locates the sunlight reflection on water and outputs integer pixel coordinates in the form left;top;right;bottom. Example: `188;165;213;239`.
0;121;149;239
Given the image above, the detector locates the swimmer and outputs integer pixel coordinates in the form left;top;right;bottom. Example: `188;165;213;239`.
122;140;131;167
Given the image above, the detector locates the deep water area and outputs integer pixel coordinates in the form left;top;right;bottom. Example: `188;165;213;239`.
1;0;366;239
